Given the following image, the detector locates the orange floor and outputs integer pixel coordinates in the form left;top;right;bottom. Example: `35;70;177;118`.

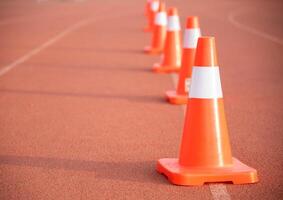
0;0;282;199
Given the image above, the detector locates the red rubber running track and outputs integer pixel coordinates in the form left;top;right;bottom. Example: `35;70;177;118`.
0;0;282;199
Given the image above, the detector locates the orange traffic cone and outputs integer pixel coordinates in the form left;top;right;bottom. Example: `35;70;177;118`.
157;37;259;185
144;0;152;17
152;7;182;73
144;0;159;32
166;16;201;104
144;2;167;54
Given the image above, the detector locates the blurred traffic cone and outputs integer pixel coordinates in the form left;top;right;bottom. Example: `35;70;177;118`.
144;2;167;54
157;37;259;185
166;16;201;104
144;0;152;16
152;7;182;73
144;0;159;32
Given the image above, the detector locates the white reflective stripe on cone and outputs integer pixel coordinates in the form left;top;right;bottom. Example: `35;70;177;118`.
154;12;167;26
151;1;159;11
167;16;181;31
189;66;223;99
183;28;201;49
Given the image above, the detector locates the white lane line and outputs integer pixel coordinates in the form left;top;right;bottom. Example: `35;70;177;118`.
228;9;283;46
210;184;231;200
170;73;231;200
0;18;92;77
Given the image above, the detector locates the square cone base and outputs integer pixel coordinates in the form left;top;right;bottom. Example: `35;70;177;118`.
144;46;163;55
165;90;188;105
152;63;180;73
157;158;258;186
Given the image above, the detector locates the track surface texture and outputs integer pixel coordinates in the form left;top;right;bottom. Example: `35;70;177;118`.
0;0;283;199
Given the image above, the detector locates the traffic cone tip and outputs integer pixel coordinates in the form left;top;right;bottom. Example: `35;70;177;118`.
168;7;178;16
195;37;218;66
158;2;165;12
186;16;200;28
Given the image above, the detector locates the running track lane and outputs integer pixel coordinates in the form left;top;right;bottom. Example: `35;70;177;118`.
0;0;283;199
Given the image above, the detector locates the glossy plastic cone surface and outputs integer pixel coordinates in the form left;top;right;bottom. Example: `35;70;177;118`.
144;2;167;54
157;37;259;185
166;16;201;104
152;7;182;73
144;0;159;32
